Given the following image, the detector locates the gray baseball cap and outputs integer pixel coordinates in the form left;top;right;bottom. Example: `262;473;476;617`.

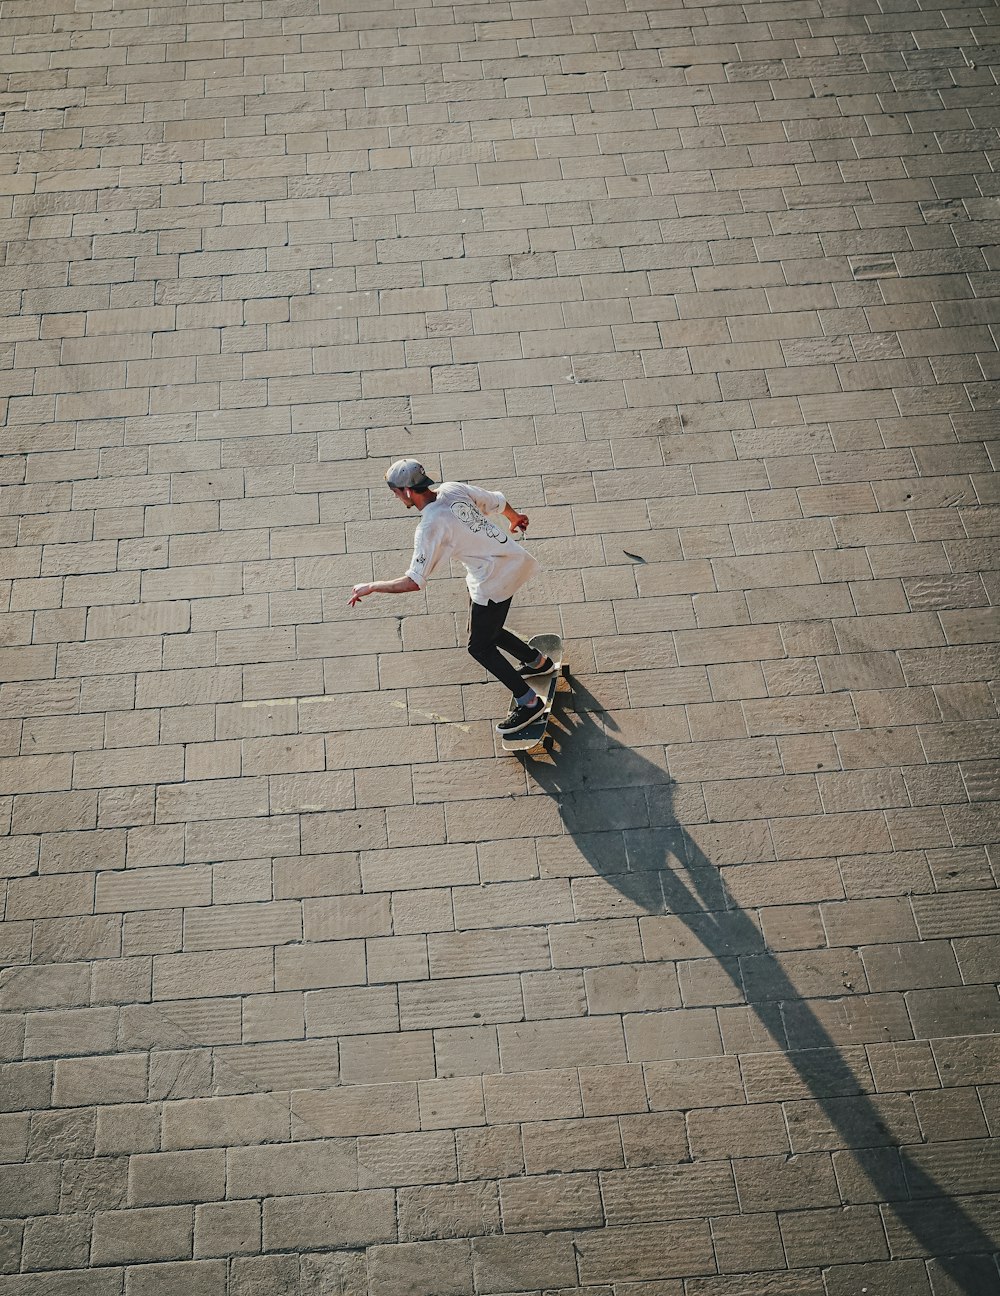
385;458;436;491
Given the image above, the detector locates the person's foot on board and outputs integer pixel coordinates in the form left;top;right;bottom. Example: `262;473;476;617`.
518;654;556;677
496;696;545;734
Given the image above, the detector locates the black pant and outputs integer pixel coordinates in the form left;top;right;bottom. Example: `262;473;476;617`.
467;598;537;696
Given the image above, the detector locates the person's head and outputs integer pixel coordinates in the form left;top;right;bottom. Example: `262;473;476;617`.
385;458;437;510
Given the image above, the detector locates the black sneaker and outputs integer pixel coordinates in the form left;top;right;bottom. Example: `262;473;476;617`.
496;695;545;734
518;654;556;678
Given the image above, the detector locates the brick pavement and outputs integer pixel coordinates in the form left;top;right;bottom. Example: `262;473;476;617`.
0;0;998;1291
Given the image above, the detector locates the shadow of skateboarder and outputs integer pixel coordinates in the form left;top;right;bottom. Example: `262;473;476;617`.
523;680;999;1294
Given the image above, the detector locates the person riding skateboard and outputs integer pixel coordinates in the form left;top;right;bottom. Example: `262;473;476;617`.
349;459;556;734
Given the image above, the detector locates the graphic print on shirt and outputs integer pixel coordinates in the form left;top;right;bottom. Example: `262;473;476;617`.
450;500;508;543
410;549;429;582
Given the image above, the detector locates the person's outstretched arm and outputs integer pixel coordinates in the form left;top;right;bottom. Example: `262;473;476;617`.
349;576;419;607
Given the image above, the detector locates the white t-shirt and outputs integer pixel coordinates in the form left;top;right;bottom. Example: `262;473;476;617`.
406;482;540;605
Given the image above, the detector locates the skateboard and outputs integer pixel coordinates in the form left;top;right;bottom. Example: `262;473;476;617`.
500;632;569;755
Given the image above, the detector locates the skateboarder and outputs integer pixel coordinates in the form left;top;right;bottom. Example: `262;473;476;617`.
349;459;556;734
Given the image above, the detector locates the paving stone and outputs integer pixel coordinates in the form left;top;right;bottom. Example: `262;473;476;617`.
521;1118;624;1175
357;1130;457;1189
710;1210;785;1275
366;1239;472;1296
456;1126;524;1183
126;1150;225;1208
90;1206;193;1265
228;1255;300;1296
601;1162;737;1225
502;1171;605;1232
688;1105;790;1160
193;1201;261;1260
262;1189;396;1252
123;1260;226;1296
779;1204;890;1267
0;1165;60;1219
574;1221;716;1283
397;1181;500;1242
291;1085;420;1139
161;1095;289;1151
821;1259;932;1296
483;1071;582;1125
471;1232;579;1293
226;1140;356;1199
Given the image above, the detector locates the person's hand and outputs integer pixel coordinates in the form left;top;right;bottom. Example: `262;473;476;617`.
349;583;372;607
510;512;529;533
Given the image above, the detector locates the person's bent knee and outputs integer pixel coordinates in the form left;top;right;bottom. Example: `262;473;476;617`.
469;610;503;655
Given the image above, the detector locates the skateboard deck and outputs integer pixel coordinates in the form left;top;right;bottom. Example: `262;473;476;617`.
500;632;568;755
